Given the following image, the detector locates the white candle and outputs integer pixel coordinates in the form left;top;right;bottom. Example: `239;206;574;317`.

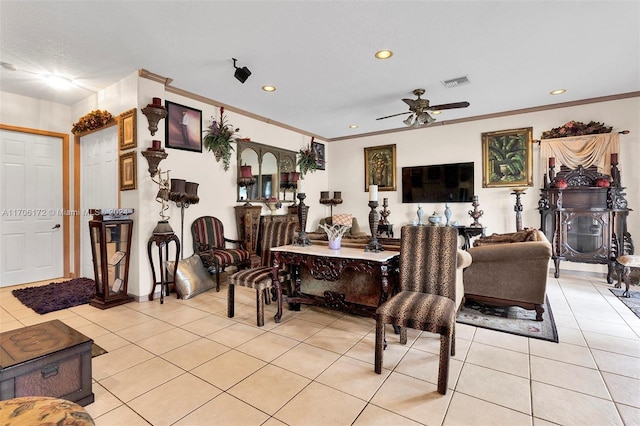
369;184;378;201
297;179;305;194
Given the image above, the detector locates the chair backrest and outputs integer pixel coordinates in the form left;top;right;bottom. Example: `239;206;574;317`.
191;216;225;252
399;225;458;301
260;221;298;267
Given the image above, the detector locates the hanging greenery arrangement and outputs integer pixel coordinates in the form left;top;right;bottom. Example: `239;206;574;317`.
203;106;239;171
297;137;319;178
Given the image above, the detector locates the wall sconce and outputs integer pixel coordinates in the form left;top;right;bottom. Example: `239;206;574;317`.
141;97;167;136
141;140;168;177
232;58;251;83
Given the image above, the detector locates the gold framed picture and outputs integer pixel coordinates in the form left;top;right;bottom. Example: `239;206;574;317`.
481;127;533;188
364;144;396;191
119;151;137;191
119;108;137;150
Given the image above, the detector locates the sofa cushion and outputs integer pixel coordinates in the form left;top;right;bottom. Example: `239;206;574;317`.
473;228;538;247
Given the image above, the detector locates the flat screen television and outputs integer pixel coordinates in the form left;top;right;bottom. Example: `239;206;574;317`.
402;162;474;203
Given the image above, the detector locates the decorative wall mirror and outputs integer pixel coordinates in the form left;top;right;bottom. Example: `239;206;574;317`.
237;140;297;203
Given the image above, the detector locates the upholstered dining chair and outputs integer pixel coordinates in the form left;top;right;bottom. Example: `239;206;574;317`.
191;216;251;292
374;225;459;395
227;220;298;326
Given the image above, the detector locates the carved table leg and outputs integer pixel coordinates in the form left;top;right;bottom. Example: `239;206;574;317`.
272;254;283;323
534;304;544;321
553;258;560;278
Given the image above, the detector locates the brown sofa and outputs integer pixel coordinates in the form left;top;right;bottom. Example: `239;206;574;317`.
463;228;552;321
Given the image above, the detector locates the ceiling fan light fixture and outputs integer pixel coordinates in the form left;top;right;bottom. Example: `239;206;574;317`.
403;115;414;126
45;74;74;90
375;50;393;59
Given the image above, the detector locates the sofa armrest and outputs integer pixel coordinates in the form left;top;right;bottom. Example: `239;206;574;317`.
467;240;551;263
457;249;472;269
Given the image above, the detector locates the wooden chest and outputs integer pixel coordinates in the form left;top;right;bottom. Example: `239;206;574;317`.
0;320;94;406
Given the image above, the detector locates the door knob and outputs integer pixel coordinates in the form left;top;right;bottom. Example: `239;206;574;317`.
52;224;61;229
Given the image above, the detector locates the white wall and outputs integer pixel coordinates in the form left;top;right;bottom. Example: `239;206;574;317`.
328;96;640;275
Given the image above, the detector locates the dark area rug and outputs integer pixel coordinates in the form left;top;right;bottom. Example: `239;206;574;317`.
609;288;640;319
456;296;558;343
12;278;96;314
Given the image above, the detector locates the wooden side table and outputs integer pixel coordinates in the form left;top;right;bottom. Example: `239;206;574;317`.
147;232;180;303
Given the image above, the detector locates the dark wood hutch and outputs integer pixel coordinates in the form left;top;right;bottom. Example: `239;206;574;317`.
539;162;633;283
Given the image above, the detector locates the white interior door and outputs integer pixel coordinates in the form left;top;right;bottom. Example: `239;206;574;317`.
0;130;63;286
80;127;118;279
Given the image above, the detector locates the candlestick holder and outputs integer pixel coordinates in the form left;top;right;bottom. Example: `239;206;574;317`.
169;180;200;258
511;188;525;231
379;198;391;225
319;191;343;216
365;201;384;253
611;156;621;187
238;176;257;206
468;196;484;228
293;193;311;246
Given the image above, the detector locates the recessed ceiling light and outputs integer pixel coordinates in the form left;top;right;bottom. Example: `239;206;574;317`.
349;124;358;129
262;85;276;92
375;50;393;59
550;89;566;95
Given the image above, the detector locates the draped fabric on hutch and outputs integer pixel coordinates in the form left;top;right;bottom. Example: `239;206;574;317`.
540;133;620;178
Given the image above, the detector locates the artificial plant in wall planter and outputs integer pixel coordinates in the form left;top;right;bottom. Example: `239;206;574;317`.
203;106;240;171
297;137;319;178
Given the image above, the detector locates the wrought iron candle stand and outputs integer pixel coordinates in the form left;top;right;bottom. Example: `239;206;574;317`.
238;176;257;206
379;198;391;225
293;193;311;246
511;188;526;231
169;179;200;258
468;195;484;228
365;201;384;253
280;172;300;205
319;191;343;216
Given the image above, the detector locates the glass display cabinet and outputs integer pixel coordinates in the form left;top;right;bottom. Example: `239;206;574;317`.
89;209;134;309
539;165;632;283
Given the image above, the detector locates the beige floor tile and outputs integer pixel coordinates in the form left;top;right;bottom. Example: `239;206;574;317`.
60;315;94;329
190;349;266;390
92;331;129;352
127;373;221;426
344;332;411;368
295;306;342;325
530;355;610;399
115;318;174;342
75;322;112;339
0;320;26;332
556;325;588;346
454;322;477;341
353;404;422;425
617;402;640;426
92;344;155;380
456;363;531;414
235;330;300;362
592;349;640;379
262;417;288;426
93;404;150;426
180;313;236;336
206;322;265;347
96;308;154;332
472;327;530;354
531;381;623;425
583;330;640;358
553;312;581;329
161;337;230;370
443;392;532;426
275;381;367;425
84;382;123;419
159;305;211;326
370;372;452;425
99;357;184;402
228;364;310;415
270;316;328;341
174;392;270;426
394;347;464;390
136;327;200;355
577;317;639;340
316;355;391;400
304;325;365;354
465;341;530;378
271;342;341;379
330;314;376;336
601;372;640;408
529;339;596;368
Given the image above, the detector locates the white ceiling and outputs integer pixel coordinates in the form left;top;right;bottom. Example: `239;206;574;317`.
1;1;638;140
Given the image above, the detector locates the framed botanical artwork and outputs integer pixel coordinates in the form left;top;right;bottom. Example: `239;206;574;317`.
165;101;202;152
481;127;533;188
364;144;396;191
311;140;325;170
119;151;137;191
118;108;136;150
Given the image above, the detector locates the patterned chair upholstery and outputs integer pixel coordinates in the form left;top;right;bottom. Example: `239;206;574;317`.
227;220;298;326
374;225;459;395
191;216;251;292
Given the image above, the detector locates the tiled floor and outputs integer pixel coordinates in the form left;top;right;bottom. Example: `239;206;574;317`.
1;270;639;425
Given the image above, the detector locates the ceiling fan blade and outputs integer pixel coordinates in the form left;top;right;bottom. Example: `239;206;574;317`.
429;101;470;111
376;111;412;120
402;98;417;108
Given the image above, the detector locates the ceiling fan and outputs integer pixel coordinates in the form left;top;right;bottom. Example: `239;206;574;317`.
376;88;470;127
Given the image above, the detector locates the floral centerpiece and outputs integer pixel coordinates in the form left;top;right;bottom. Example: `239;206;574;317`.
71;110;112;134
541;120;612;139
203;106;240;171
297;137;319;178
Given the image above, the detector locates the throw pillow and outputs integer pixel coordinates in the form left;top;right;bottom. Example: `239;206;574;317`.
332;214;353;228
165;254;215;300
473;230;536;247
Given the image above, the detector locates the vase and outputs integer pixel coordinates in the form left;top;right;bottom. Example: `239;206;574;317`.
267;202;278;215
329;237;341;250
416;206;424;225
444;203;452;226
428;211;442;226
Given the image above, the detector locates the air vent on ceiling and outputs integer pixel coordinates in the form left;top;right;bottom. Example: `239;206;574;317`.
442;75;470;88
